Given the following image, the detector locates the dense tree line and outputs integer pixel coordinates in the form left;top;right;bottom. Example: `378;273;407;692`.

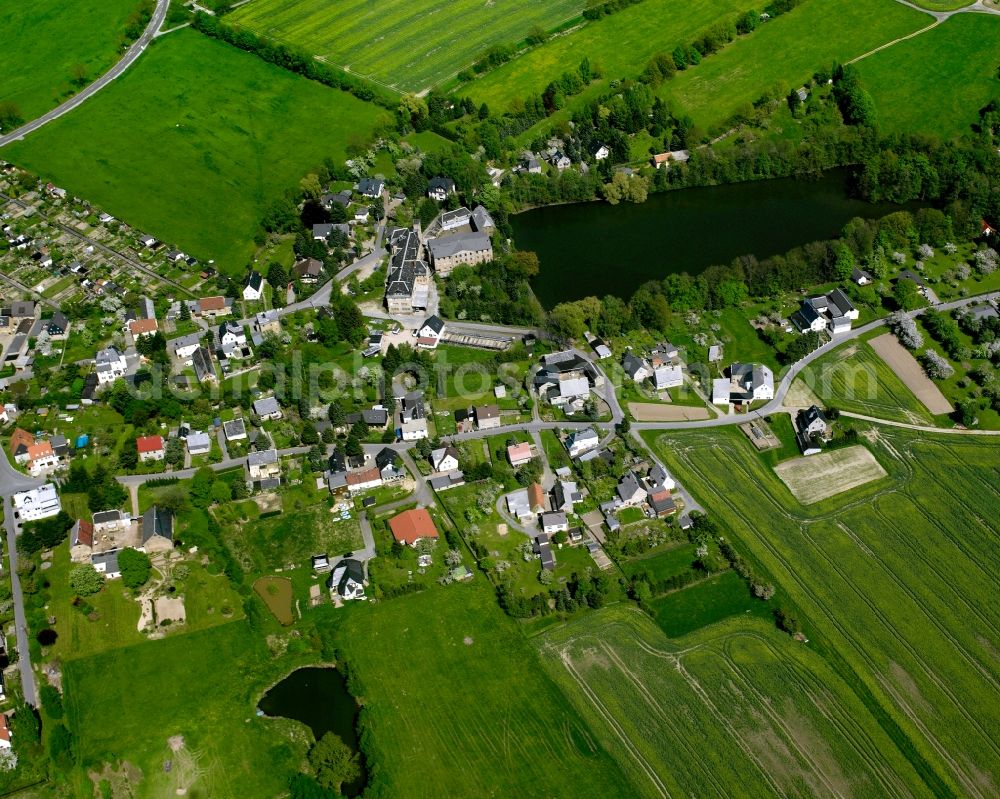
191;13;396;109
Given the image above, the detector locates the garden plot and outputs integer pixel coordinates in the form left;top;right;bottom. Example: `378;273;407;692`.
869;332;951;415
773;445;887;505
628;402;710;422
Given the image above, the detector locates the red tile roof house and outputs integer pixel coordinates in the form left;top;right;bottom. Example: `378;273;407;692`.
388;508;439;546
10;427;34;465
345;467;382;496
26;441;59;477
0;713;10;749
197;295;230;317
136;435;165;462
128;318;159;339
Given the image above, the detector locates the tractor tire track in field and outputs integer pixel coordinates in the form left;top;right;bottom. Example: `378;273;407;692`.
723;636;917;799
708;640;851;799
596;640;757;799
660;439;967;795
796;521;1000;778
556;646;671;799
896;447;1000;579
864;501;1000;643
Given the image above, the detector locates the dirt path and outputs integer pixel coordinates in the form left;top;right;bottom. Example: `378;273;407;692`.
628;402;709;422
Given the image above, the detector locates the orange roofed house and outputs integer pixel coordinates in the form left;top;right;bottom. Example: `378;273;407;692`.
136;435;165;463
128;318;159;339
27;441;59;477
197;295;230;318
10;428;34;465
388;508;439;547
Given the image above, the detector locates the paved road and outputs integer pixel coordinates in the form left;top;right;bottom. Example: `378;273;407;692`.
0;0;170;148
0;448;42;707
632;291;998;432
115;445;310;487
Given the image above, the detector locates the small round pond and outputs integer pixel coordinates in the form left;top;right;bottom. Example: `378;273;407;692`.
258;666;366;797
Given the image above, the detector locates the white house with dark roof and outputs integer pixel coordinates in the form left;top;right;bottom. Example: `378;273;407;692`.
95;347;127;385
431;446;460;473
242;271;264;301
427;176;456;201
416;316;446;348
253;396;282;420
566;428;599;458
715;363;774;405
623;352;651;382
357;177;384;198
792;289;859;335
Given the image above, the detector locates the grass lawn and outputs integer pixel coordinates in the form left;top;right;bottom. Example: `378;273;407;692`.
622;543;698;582
858;14;1000;140
663;0;929;134
644;425;1000;797
228;0;584;94
649;569;772;637
63;621;307;798
3;29;387;274
43;546;143;662
537;606;937;798
216;497;365;574
335;582;634;797
0;0;141;122
463;0;756;110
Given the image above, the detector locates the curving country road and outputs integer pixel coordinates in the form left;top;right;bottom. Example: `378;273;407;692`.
0;0;170;148
632;290;998;431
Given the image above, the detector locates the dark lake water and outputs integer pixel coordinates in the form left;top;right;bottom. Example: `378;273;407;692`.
512;169;908;307
258;666;366;797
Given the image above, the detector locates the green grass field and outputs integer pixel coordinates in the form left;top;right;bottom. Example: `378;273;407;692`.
463;0;755;109
664;0;930;134
793;336;940;425
644;426;1000;797
228;0;585;94
63;621;307;798
0;0;141;122
650;570;774;637
335;582;634;797
538;605;935;798
859;14;1000;140
3;30;386;273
